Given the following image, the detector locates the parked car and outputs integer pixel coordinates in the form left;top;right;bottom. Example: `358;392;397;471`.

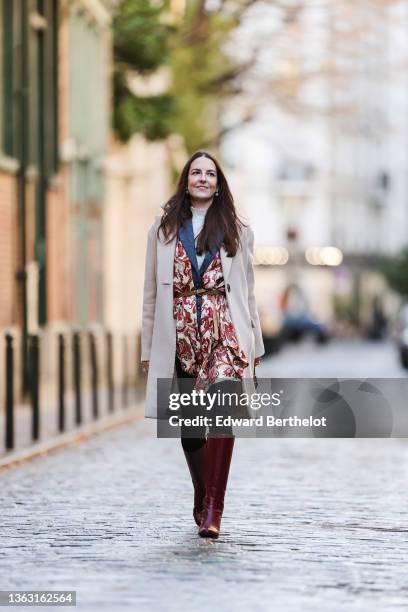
280;313;331;344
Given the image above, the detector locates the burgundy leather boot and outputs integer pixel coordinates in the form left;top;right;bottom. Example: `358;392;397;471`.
198;436;235;538
183;442;207;526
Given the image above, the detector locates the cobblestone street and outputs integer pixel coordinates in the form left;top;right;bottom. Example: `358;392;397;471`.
1;413;408;611
257;338;407;378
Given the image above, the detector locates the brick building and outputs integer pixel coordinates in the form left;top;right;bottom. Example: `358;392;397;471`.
0;0;112;394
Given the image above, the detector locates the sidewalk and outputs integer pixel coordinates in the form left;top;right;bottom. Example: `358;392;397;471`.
1;418;408;611
0;386;142;460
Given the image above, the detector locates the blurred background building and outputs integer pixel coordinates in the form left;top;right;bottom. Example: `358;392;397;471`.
221;0;408;343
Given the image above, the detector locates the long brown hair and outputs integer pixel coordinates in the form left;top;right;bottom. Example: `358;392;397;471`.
158;151;246;257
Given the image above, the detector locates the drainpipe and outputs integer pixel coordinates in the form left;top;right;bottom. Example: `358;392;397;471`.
36;0;47;326
16;0;29;394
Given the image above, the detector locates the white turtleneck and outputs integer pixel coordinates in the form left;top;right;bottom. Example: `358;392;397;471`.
191;204;211;268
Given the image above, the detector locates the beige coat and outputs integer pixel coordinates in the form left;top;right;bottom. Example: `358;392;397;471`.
141;216;265;418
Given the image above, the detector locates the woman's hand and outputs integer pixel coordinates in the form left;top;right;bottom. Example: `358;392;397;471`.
141;360;150;374
254;357;261;368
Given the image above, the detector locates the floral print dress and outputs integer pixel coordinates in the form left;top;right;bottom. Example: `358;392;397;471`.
173;237;248;390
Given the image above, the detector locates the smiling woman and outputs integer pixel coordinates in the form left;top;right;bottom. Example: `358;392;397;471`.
141;150;264;539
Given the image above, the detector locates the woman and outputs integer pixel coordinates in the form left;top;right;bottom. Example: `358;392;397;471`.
141;151;264;538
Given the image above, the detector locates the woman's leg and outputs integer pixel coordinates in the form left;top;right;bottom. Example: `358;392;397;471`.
175;356;207;445
199;379;240;538
175;357;207;526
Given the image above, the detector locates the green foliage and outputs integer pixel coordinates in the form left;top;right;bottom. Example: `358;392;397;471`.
112;0;176;142
381;247;408;298
113;0;172;73
112;0;249;148
114;92;176;142
169;4;240;153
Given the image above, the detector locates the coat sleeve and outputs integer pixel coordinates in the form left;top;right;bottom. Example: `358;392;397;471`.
141;222;158;361
246;226;265;358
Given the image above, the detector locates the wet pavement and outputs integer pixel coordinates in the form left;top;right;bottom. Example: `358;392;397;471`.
1;413;408;611
257;338;407;378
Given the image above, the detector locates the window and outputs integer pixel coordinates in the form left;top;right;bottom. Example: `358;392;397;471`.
0;1;58;167
31;0;59;173
1;0;17;157
43;0;59;174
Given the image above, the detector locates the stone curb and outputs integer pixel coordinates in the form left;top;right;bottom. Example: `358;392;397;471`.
0;405;144;472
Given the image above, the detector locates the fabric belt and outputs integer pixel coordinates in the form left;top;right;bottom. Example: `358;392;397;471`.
173;287;225;298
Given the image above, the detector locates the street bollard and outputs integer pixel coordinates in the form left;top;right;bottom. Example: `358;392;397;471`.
106;331;114;413
89;332;99;419
5;333;14;450
29;334;40;441
73;331;82;425
58;334;65;432
122;335;128;409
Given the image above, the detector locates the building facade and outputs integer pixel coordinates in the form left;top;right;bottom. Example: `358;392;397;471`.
0;0;112;395
221;0;408;331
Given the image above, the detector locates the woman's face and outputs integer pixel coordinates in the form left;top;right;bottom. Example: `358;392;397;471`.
187;156;218;202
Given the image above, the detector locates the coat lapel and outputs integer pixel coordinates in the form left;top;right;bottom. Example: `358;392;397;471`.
199;230;224;276
177;217;231;282
178;218;201;288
